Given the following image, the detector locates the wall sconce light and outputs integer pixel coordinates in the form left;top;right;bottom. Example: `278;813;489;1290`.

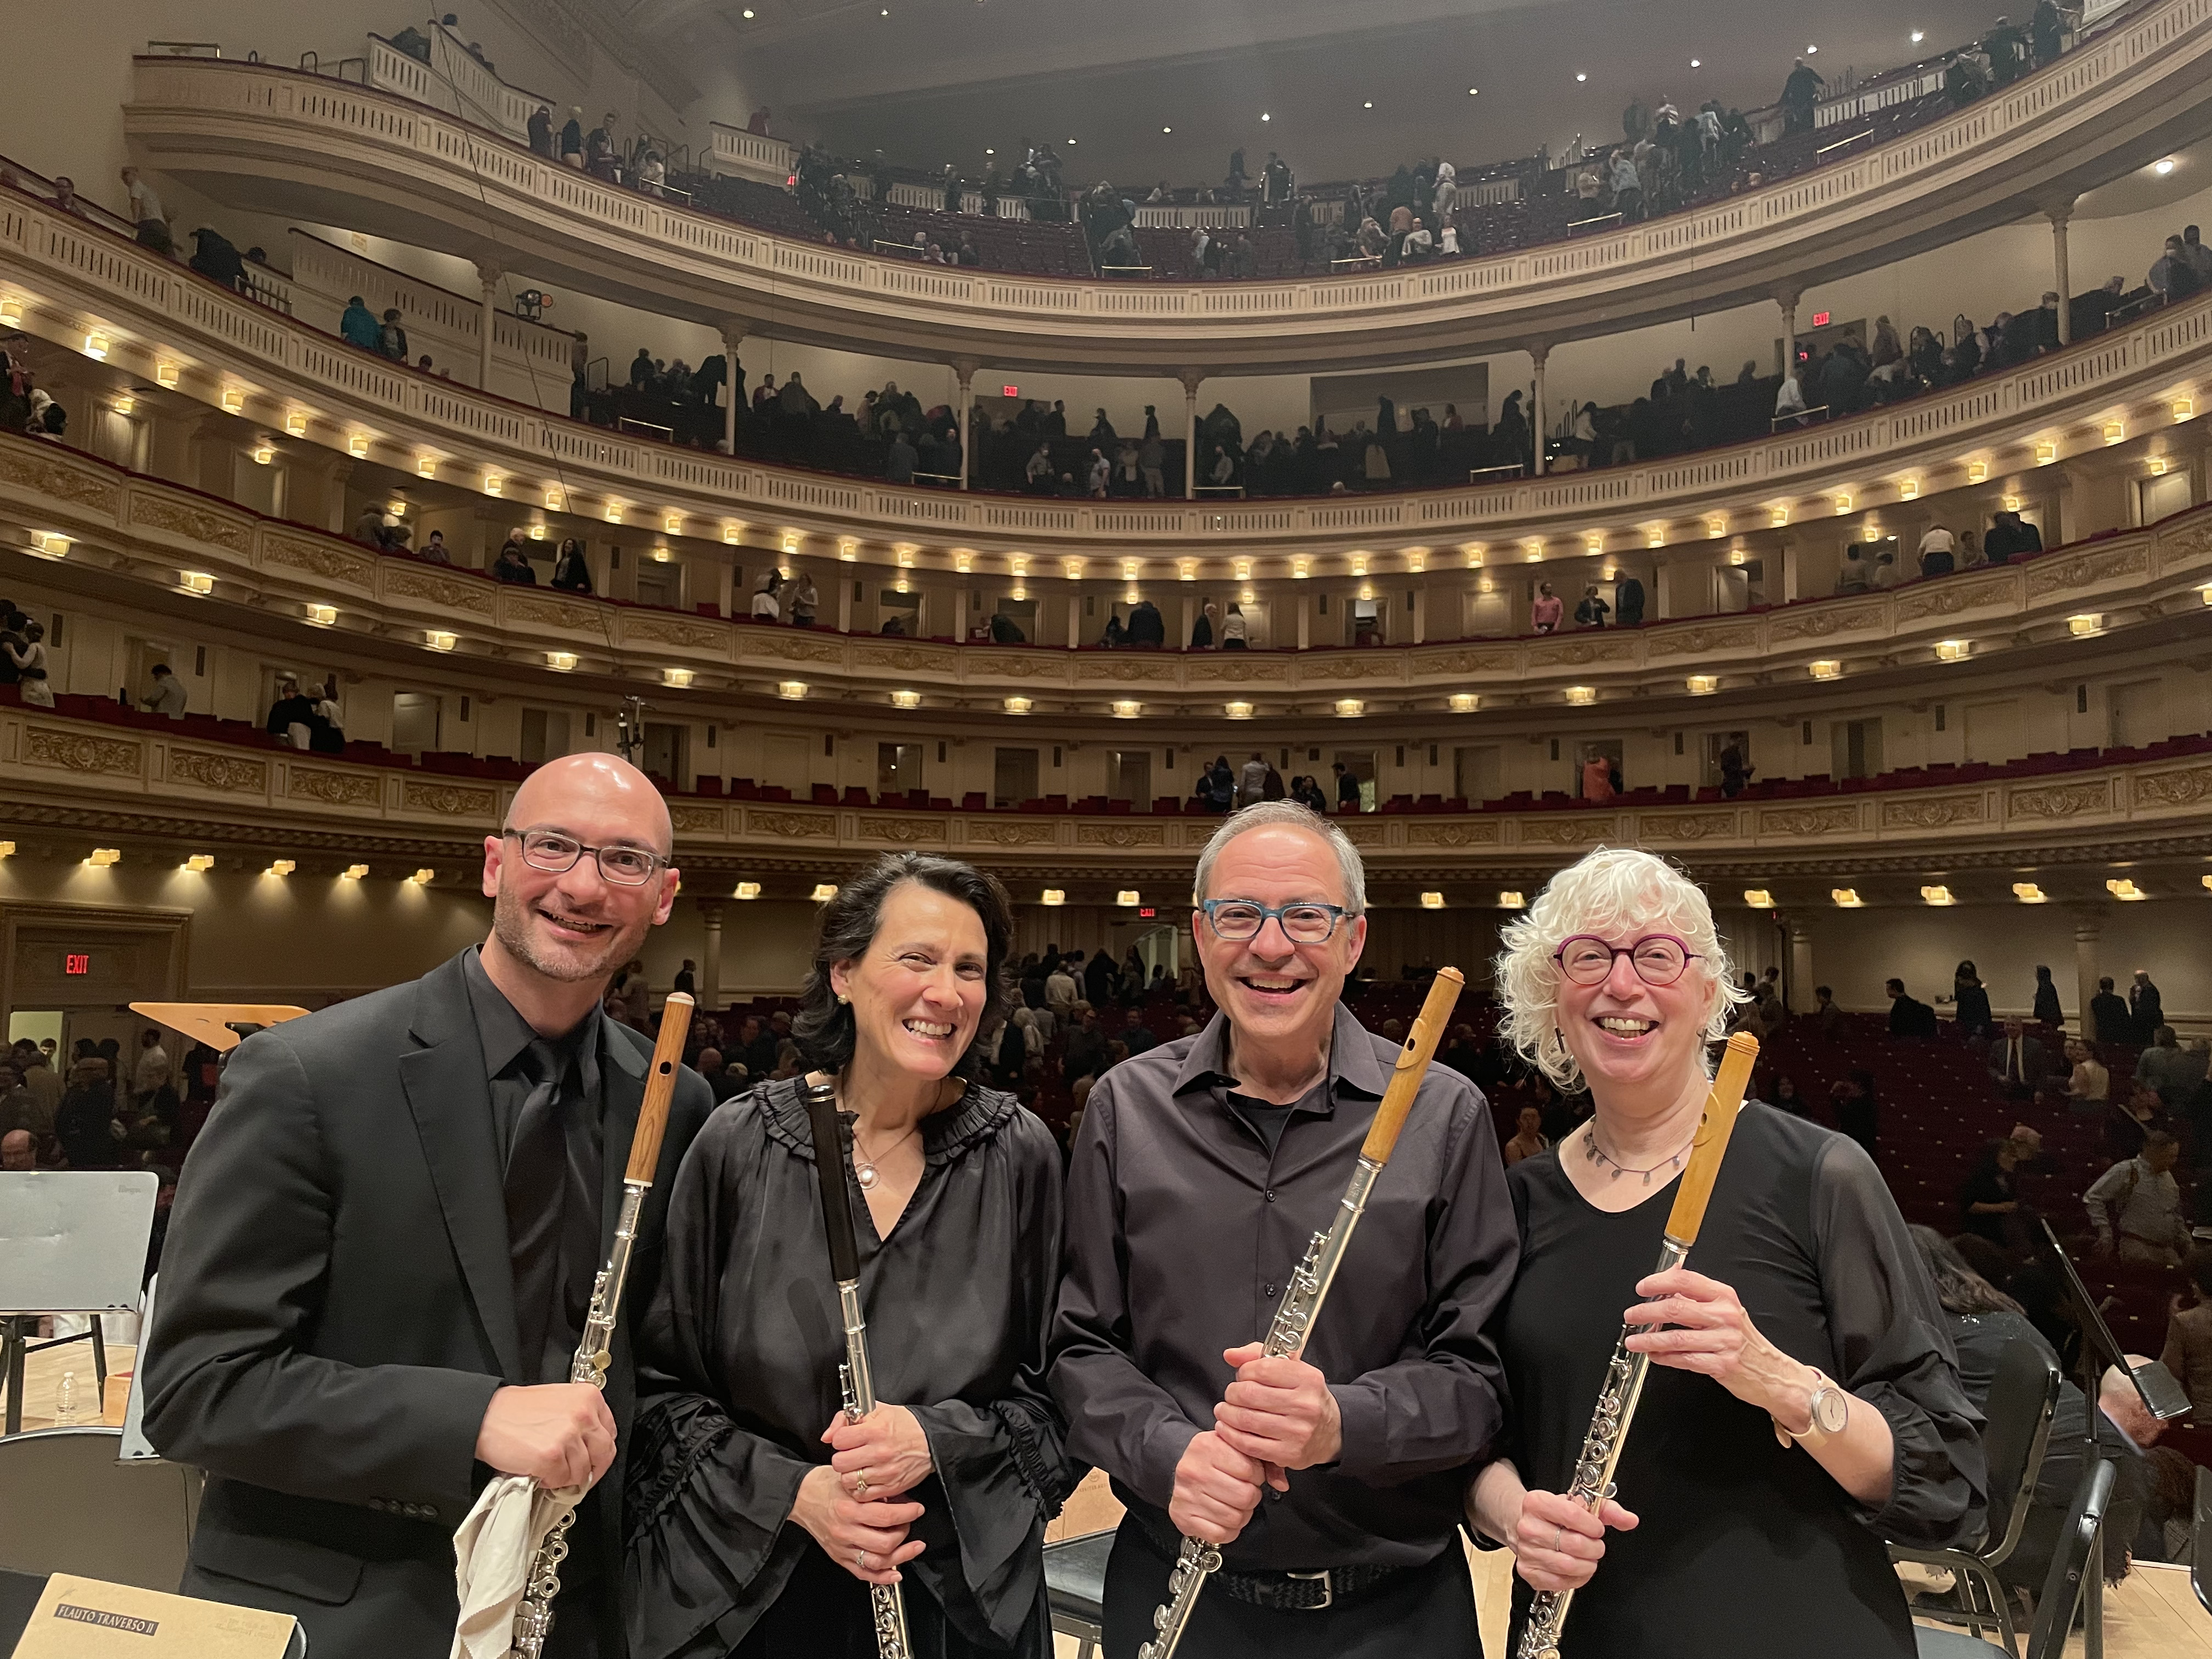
544;487;563;510
1349;553;1369;577
1565;685;1596;705
1464;544;1486;566
1743;889;1773;908
1832;493;1852;514
1002;696;1032;714
1646;527;1666;548
1335;698;1365;718
663;667;695;687
528;523;548;540
810;883;840;902
410;868;437;884
1449;692;1479;713
2012;882;2047;903
342;864;370;880
182;853;216;873
1008;554;1028;577
1291;557;1310;579
2106;877;2148;900
1112;699;1141;718
1920;884;1955;906
1116;890;1141;907
1831;887;1863;907
890;689;921;709
1770;505;1790;527
1933;639;1971;662
2067;613;2103;637
2174;394;2196;419
547;651;579;672
1727;546;1748;566
1706;515;1727;539
284;410;309;437
604;501;623;523
1040;889;1066;906
1584;533;1605;555
85;332;112;362
179;571;215;595
479;472;503;498
782;532;801;555
348;432;371;458
723;522;742;544
251;443;275;465
1522;540;1544;562
264;859;297;878
1686;674;1719;695
1497;890;1526;909
650;545;672;563
1225;701;1254;719
1967;460;1988;483
1120;558;1140;581
953;549;973;572
2148;455;2170;476
778;680;809;699
2034;439;2057;464
156;360;180;388
2102;419;2125;444
1178;559;1197;581
425;630;458;651
1064;557;1085;580
86;848;123;867
1809;658;1842;680
663;511;684;534
1235;557;1253;580
1898;478;1920;500
734;882;762;900
1419;891;1446;910
0;297;20;329
304;603;337;627
26;531;68;558
1406;550;1426;573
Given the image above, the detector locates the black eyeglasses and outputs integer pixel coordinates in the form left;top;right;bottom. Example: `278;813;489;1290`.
1198;898;1351;944
1554;934;1699;987
504;828;669;887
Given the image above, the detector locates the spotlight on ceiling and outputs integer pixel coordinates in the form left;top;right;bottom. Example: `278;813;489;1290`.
1690;58;1701;67
1468;87;1479;95
1910;30;1924;43
2155;158;2177;176
1575;72;1587;82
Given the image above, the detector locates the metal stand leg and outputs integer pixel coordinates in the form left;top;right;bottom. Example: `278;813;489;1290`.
2085;1514;2103;1659
2;1318;24;1436
92;1318;107;1401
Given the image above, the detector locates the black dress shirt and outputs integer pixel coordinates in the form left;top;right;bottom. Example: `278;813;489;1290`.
1049;1002;1516;1573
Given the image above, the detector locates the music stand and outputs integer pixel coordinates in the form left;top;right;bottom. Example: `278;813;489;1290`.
0;1172;157;1436
2030;1217;2192;1421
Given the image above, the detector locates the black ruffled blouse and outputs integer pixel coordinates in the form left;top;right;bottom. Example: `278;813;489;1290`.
625;1079;1075;1659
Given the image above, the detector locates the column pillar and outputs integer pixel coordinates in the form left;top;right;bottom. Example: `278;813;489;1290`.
1529;342;1548;477
1776;285;1801;380
2049;202;2075;345
1180;369;1204;500
473;262;503;391
953;360;977;489
719;320;747;455
1296;596;1311;648
838;574;854;633
1067;594;1081;651
698;901;725;1013
1410;584;1425;644
1788;921;1815;1013
2073;911;2100;1039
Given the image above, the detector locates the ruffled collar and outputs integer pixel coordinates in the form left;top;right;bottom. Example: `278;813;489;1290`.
754;1073;1019;1168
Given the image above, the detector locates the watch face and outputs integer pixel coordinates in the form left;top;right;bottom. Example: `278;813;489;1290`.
1812;1386;1849;1436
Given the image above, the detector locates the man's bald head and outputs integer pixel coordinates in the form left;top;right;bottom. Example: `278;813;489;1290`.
502;752;672;856
2098;1357;2165;1448
1;1129;32;1170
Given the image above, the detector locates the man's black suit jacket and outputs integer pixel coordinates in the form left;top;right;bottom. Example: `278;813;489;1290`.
143;950;713;1659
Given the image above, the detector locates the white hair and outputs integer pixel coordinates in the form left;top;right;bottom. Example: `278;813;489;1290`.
1494;845;1746;1092
1191;800;1366;915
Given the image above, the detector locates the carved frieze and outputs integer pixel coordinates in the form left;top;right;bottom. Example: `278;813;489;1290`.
1183;655;1271;682
744;808;836;839
670;805;726;834
1757;805;1859;837
1403;820;1500;848
1646;624;1757;657
1893;574;2008;622
504;596;600;632
2023;544;2150;600
962;652;1062;679
853;644;946;673
402;780;496;817
1878;793;1984;830
1081;656;1178;684
167;748;269;793
0;446;121;514
1635;810;1739;841
23;726;142;777
1338;819;1391;847
625;616;728;651
129;493;253;554
1517;816;1616;845
1770;603;1882;641
289;766;382;807
2132;765;2212;809
961;819;1059;846
262;534;377;589
385;567;497;616
1528;637;1635;669
856;815;947;844
1417;647;1521;676
2006;781;2111;820
742;630;845;665
1076;822;1166;848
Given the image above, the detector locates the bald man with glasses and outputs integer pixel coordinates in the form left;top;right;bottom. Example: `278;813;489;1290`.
145;754;714;1659
1049;800;1516;1657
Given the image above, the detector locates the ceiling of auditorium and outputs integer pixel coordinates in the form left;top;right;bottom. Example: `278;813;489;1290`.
633;0;2011;182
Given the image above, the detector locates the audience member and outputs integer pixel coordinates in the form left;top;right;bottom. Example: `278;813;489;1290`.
2086;1131;2187;1265
1503;1104;1548;1166
2136;1025;2206;1105
2160;1246;2212;1419
2128;968;2164;1043
1987;1015;2049;1097
2063;1035;2109;1111
2032;963;2064;1025
2087;975;2131;1046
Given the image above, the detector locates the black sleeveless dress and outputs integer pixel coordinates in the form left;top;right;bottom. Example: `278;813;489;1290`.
1497;1105;1985;1658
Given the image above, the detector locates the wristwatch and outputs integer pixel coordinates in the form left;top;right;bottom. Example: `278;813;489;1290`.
1773;1369;1850;1449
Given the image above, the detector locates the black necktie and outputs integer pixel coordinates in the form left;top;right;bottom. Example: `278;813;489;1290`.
504;1038;597;1385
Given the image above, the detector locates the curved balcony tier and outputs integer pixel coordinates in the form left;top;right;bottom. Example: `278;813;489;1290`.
4;698;2207;893
11;191;2212;568
122;1;2212;375
7;436;2210;719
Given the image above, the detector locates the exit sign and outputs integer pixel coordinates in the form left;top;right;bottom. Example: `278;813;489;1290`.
63;952;91;975
1002;385;1019;398
1810;310;1831;328
1137;907;1157;918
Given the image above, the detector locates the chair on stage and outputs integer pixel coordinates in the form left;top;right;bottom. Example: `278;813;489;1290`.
0;1424;200;1590
1912;1459;2114;1659
1045;1529;1113;1659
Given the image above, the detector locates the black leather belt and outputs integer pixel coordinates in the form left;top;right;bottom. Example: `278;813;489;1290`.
1130;1511;1415;1612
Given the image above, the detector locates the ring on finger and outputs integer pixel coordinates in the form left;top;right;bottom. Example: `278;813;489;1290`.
855;1549;870;1571
853;1470;871;1498
1553;1525;1564;1553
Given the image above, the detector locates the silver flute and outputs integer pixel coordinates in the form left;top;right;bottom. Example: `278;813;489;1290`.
839;1281;915;1659
1514;1032;1758;1659
509;994;695;1659
1138;968;1464;1659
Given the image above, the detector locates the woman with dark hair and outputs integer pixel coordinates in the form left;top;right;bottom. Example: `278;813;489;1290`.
2032;964;2063;1027
551;538;593;593
1831;1068;1878;1159
1953;960;1992;1041
627;851;1074;1659
1769;1074;1810;1119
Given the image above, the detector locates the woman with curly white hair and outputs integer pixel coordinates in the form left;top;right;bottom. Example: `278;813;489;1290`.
1464;847;1984;1657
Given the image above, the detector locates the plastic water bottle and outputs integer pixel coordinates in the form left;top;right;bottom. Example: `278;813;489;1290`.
54;1370;78;1426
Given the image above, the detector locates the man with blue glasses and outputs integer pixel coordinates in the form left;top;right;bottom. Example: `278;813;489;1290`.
1050;800;1516;1657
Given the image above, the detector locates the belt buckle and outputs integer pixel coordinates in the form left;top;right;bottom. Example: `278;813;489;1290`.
1285;1568;1333;1611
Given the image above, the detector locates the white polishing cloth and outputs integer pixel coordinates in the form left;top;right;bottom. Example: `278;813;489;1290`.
450;1472;584;1659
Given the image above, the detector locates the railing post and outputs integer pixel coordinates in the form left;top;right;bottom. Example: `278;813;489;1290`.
473;261;501;391
1180;369;1204;500
2049;200;2076;345
1529;342;1548;477
720;320;747;455
953;359;976;490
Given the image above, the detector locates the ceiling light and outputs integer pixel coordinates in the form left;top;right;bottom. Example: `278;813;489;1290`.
1831;887;1863;907
1807;44;1819;54
1112;699;1141;718
735;881;762;900
778;680;809;699
663;667;695;687
1498;890;1525;909
2035;439;2057;464
1809;658;1842;680
1920;884;1955;906
219;386;244;413
348;432;370;458
1933;639;1971;662
1449;692;1479;713
1911;30;1925;43
1335;698;1364;718
156;361;180;388
2068;613;2103;637
410;868;436;884
1261;113;1271;122
1565;686;1596;706
1110;890;1140;909
1364;101;1373;109
1003;695;1033;715
742;7;753;14
28;531;68;557
548;651;579;672
1225;701;1254;719
182;854;215;873
1686;674;1719;695
1690;58;1701;67
1040;889;1065;907
264;859;297;877
342;864;369;879
304;603;337;627
1742;888;1774;909
0;298;20;329
2156;159;2177;176
179;571;215;595
810;883;839;902
2013;882;2047;903
425;630;457;651
1468;87;1479;95
85;332;111;362
2175;395;2196;419
1162;126;1172;133
1575;73;1587;82
86;848;122;867
1420;891;1446;910
2106;877;2148;901
890;689;921;709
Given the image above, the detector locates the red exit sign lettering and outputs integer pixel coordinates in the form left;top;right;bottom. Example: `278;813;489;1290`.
64;952;91;975
1137;907;1157;918
1810;310;1831;328
1001;385;1019;398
